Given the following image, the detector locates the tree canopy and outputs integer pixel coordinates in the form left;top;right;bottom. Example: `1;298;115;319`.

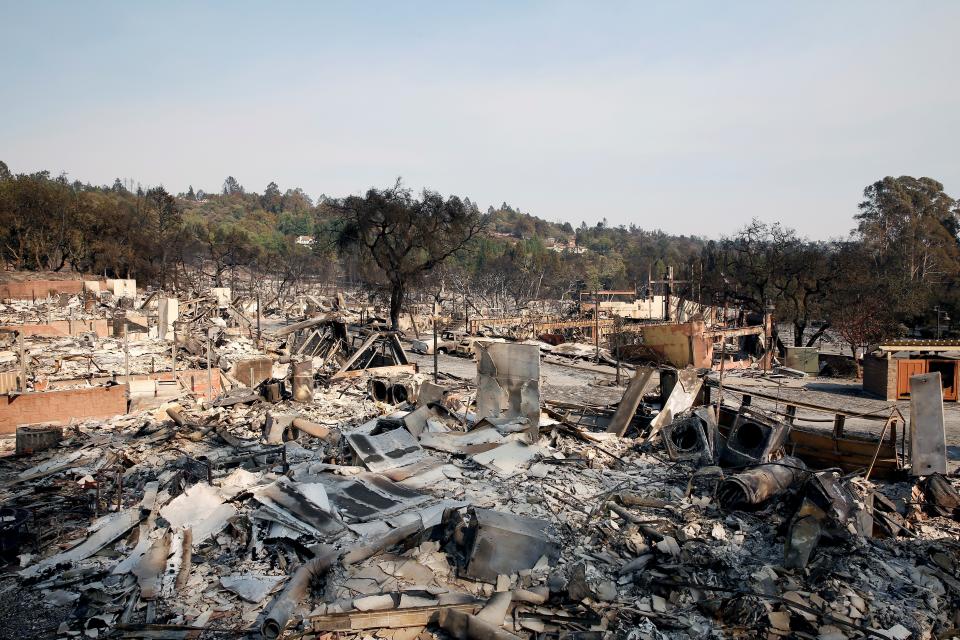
330;181;487;328
0;164;958;343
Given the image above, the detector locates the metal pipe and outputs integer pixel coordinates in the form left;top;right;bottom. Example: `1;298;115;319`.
342;520;422;565
291;417;341;445
165;406;192;428
261;546;338;639
717;457;807;509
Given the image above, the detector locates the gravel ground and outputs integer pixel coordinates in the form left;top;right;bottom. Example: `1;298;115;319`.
0;575;70;640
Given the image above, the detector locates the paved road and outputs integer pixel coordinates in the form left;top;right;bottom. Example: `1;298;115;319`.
408;351;627;406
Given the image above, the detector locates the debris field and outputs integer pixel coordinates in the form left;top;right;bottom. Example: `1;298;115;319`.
0;287;957;640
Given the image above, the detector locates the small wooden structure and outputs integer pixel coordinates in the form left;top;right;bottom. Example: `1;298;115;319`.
863;339;960;401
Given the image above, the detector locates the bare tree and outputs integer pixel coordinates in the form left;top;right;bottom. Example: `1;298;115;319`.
330;180;487;329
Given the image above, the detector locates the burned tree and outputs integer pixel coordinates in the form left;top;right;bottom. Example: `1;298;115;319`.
701;220;835;348
330;181;487;330
825;242;902;363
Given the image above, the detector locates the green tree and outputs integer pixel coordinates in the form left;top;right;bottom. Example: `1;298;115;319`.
261;181;282;213
222;176;244;196
856;176;959;286
281;187;312;213
143;186;182;289
855;176;960;328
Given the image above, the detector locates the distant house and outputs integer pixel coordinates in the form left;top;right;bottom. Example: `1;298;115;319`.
295;235;315;246
550;239;586;254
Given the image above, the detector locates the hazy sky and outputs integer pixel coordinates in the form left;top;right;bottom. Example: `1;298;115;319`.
2;2;958;239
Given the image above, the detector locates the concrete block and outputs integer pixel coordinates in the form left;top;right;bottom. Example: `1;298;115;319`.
785;347;820;375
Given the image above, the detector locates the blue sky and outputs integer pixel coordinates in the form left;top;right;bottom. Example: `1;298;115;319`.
1;1;958;239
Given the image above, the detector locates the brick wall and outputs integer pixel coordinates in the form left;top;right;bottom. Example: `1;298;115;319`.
0;280;106;300
0;319;110;337
0;384;129;434
48;369;221;395
175;369;223;396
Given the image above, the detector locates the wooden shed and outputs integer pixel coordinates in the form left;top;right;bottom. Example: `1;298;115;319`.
863;339;960;401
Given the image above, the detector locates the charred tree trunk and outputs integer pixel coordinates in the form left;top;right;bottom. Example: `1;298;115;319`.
389;278;405;330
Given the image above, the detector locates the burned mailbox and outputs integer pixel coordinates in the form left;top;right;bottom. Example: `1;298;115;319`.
720;406;790;467
447;507;558;583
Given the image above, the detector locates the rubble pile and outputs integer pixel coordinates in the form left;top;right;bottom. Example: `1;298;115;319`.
0;362;956;640
0;287;956;640
0;295;105;324
276;316;411;382
0;332;267;389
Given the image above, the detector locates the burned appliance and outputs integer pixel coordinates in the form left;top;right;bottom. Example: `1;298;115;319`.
720;406;791;467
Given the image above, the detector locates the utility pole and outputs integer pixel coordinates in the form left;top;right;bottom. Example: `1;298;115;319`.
646;266;691;323
432;300;440;384
206;329;213;402
934;306;949;339
594;292;600;364
18;331;26;392
124;330;130;387
256;293;262;342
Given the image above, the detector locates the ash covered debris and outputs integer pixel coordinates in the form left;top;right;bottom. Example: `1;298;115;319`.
0;295;956;640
